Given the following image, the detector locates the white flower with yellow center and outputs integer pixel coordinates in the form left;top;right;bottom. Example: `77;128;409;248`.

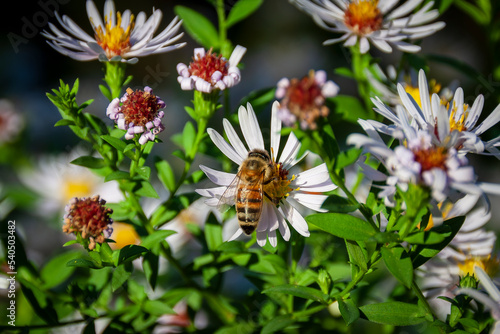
42;0;185;63
291;0;445;53
369;69;500;158
196;101;336;247
18;149;123;216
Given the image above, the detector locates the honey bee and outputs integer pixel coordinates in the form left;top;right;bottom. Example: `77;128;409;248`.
218;149;275;235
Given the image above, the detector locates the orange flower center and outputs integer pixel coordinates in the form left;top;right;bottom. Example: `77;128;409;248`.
413;146;448;172
94;12;134;58
121;88;161;127
344;0;383;35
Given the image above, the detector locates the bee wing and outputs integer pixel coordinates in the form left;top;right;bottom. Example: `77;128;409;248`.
217;172;242;213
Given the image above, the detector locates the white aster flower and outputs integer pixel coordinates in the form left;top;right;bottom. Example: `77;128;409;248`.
291;0;445;53
196;101;337;247
41;0;185;63
177;46;246;93
275;69;339;130
0;100;24;144
369;69;500;158
347;120;483;205
18;148;123;216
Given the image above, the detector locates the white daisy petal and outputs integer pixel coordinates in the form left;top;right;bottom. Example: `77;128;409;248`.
207;128;244;165
199;165;236;186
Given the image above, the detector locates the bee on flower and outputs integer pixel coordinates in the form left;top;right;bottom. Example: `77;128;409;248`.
41;0;185;63
196;101;336;247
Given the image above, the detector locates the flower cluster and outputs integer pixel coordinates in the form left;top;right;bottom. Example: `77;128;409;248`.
63;195;113;250
275;70;339;129
42;0;185;63
107;86;166;144
177;46;247;93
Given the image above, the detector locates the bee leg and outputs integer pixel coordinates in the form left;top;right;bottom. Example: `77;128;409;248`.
262;177;278;185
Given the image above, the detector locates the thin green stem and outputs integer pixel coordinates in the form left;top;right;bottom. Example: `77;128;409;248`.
216;0;227;54
350;45;375;119
411;279;436;320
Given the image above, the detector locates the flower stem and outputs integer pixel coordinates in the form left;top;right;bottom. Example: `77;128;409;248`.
350;45;375;119
103;62;131;100
411;279;436;321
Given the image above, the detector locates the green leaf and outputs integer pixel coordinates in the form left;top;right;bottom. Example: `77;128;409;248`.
111;263;132;291
101;134;135;160
346;240;368;273
261;314;293;334
262;284;328;304
359;301;426;326
136;166;151;180
63;240;78;247
404;229;448;245
142;299;176;316
217;240;246;253
334;67;354;78
330;95;371;123
105;170;130;182
205;213;223;251
174;6;219;49
182;121;196;154
411;216;465;268
338;298;360;326
143;252;159;290
116;245;148;266
320;194;359;213
335;147;362;171
307;213;377;241
40;251;80;288
66;258;101;269
226;0;264;28
381;246;413;288
439;0;455;13
141;230;177;249
99;84;112;101
54;119;76;127
134;180;159;198
155;158;176;192
71;156;106;169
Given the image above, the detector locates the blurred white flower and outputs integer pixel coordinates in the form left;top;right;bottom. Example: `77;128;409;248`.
0;99;24;143
42;0;185;63
291;0;445;53
18;148;123;216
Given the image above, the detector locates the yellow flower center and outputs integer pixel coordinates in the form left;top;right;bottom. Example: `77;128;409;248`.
110;222;140;250
263;161;296;207
93;12;134;58
458;256;500;277
63;178;93;203
404;79;441;109
448;102;469;132
344;0;383;35
413;146;448;172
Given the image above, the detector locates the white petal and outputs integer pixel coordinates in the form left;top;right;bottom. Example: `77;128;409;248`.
279;132;301;170
474;103;500;135
199;165;236;186
418;69;433;124
228;227;244;241
256;230;268;246
268;229;278;247
223;118;248;160
290;192;329;212
277;209;291;241
359;37;370;54
280;201;310;237
270;101;282;161
207;128;244;165
239;104;265;151
293;163;336;192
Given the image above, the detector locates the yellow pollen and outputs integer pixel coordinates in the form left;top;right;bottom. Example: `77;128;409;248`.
94;12;134;58
344;0;383;35
448;102;469;132
264;162;294;206
405;80;441;109
458;256;500;277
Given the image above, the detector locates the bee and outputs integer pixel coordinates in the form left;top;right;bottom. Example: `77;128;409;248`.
218;149;275;235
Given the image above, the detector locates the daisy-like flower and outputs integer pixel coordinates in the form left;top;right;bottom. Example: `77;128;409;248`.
18;148;122;216
291;0;445;53
369;69;500;158
457;266;500;334
41;0;185;63
177;46;247;93
347;120;482;205
109;222;141;250
275;70;339;130
63;195;113;250
196;101;337;247
0;100;24;144
107;86;165;145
